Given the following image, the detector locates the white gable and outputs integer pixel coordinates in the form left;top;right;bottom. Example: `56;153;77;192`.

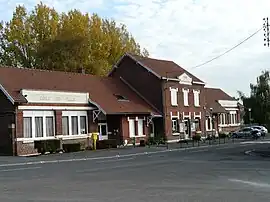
218;100;238;108
178;73;192;85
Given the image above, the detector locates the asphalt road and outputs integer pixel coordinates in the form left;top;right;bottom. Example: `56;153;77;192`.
0;142;270;202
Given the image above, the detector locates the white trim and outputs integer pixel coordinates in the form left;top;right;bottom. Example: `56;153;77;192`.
0;84;15;104
170;87;178;106
182;88;189;106
62;111;88;136
16;134;91;143
229;111;237;114
98;123;108;140
21;89;89;104
193;81;205;85
89;99;106;114
193;112;202;119
225;108;239;111
218;100;238;108
170;111;180;120
193;89;200;107
18;106;94;110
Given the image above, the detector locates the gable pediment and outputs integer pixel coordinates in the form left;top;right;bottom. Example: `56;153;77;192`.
177;73;192;85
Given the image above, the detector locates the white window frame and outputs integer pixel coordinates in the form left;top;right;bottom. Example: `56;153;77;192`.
205;117;213;131
182;88;189;106
218;113;227;126
22;110;55;140
128;117;145;137
62;111;88;136
169;87;178;106
193;89;200;107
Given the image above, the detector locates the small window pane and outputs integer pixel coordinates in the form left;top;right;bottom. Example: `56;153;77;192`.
35;117;43;137
80;116;87;134
46;117;54;137
71;116;78;135
62;116;69;135
23;117;32;138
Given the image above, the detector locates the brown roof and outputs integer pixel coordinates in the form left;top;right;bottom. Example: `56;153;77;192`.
0;66;160;115
129;54;204;83
205;88;235;113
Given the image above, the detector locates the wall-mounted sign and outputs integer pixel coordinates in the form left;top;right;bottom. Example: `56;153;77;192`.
21;89;89;104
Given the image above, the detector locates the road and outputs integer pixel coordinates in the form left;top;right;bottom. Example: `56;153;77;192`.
0;142;270;202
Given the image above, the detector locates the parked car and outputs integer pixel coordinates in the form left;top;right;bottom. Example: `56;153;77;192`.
251;126;268;137
231;127;261;139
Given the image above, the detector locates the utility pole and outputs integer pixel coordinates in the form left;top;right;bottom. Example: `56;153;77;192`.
263;17;270;47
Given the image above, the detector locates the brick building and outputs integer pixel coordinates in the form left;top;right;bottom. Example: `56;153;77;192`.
0;53;241;155
0;67;160;156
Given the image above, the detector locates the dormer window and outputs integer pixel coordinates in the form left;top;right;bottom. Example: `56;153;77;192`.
114;94;129;101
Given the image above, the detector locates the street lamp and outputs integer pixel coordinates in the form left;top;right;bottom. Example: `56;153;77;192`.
248;108;252;124
210;108;214;138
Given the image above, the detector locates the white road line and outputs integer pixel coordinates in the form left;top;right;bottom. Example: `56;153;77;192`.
0;142;255;168
97;157;134;163
229;179;270;188
0;166;41;172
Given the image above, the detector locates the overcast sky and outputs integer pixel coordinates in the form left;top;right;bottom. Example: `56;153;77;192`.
1;0;270;97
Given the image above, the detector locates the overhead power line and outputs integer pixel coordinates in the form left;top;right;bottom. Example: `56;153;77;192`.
190;27;263;69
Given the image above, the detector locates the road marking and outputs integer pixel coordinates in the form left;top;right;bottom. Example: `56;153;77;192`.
97;157;134;163
229;179;270;188
241;141;270;144
0;166;41;172
0;141;257;168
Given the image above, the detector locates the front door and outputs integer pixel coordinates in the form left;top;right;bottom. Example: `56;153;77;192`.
98;123;108;140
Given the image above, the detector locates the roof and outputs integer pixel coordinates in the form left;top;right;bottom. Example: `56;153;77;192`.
205;88;236;113
128;54;204;83
0;66;160;115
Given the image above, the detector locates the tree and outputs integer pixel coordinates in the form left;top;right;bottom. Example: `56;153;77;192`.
0;2;149;75
239;70;270;128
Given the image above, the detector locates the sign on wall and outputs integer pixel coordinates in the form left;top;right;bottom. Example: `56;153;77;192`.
21;89;89;104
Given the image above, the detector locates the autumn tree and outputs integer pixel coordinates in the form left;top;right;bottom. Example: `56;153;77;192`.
0;2;149;75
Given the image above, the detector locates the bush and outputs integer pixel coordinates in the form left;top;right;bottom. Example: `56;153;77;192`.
192;134;201;141
219;132;227;139
146;136;156;145
34;140;60;154
63;143;81;153
96;139;117;149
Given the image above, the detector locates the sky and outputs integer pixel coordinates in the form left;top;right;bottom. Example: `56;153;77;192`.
0;0;270;97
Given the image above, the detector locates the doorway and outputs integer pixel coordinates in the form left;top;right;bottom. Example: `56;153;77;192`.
98;123;108;140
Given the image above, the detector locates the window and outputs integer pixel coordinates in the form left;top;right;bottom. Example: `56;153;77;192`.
46;116;54;137
194;118;201;131
80;116;87;134
193;90;200;107
172;118;179;133
22;111;55;139
71;116;78;135
229;111;237;125
137;119;144;136
170;88;178;106
219;113;226;125
182;89;189;106
35;117;43;137
206;117;212;131
62;111;88;136
62;116;69;135
128;119;135;137
23;117;32;138
113;94;129;101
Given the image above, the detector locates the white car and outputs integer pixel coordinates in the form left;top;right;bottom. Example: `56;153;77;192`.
252;126;268;136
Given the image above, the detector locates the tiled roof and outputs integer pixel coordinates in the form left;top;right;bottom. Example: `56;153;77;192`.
0;66;160;115
205;87;236;113
129;54;204;83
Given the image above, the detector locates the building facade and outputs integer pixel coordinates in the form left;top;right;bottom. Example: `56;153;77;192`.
109;53;241;142
0;67;160;156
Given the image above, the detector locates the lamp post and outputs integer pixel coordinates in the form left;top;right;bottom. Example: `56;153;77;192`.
210;108;214;139
248;108;252;124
